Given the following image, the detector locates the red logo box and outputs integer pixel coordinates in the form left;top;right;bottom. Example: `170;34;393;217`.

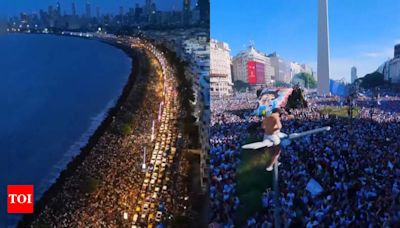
7;185;34;213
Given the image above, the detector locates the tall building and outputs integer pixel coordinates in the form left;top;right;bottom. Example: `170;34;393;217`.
197;0;209;24
48;5;54;17
395;43;400;59
96;7;100;19
48;5;55;27
135;4;143;22
290;62;304;82
232;45;274;86
351;66;357;83
268;52;291;84
119;6;124;19
85;1;91;18
182;0;191;25
389;44;400;83
378;44;400;84
145;0;153;16
210;39;233;96
71;2;76;16
317;0;331;95
56;2;61;17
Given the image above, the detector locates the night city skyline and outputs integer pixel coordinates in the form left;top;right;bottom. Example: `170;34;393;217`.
3;0;208;32
0;0;196;18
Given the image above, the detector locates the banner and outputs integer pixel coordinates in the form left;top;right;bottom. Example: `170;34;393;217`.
255;62;265;84
247;61;257;85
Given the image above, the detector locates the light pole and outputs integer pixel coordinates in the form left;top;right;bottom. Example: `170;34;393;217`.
273;159;280;228
142;147;147;171
242;126;331;228
151;120;155;142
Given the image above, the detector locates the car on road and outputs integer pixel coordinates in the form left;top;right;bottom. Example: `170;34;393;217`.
148;213;155;223
143;203;149;212
133;213;139;223
155;211;163;222
152;192;157;199
140;213;147;223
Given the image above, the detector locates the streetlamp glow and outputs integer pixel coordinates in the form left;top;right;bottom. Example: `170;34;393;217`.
151;120;155;141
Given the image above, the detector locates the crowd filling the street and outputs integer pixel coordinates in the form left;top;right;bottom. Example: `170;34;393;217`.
28;38;190;228
209;88;400;227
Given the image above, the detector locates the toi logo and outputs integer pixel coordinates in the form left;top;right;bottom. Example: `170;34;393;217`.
7;185;34;213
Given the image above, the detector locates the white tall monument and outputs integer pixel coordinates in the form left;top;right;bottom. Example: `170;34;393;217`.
351;66;357;83
317;0;331;95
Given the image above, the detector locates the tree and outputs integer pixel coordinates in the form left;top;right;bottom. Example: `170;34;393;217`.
274;80;291;87
234;80;249;91
355;71;384;89
296;72;317;88
120;123;132;136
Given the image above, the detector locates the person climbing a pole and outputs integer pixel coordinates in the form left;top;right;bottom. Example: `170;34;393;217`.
262;107;284;171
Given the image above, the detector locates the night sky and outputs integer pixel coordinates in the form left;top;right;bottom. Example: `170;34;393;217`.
0;0;193;18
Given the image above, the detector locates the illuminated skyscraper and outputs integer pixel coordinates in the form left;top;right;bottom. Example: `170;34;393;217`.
56;2;61;17
120;6;124;16
85;1;91;18
317;0;330;95
145;0;152;16
71;2;76;16
182;0;191;25
96;7;100;18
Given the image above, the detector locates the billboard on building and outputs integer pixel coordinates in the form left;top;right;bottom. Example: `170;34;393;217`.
247;61;257;84
256;62;265;84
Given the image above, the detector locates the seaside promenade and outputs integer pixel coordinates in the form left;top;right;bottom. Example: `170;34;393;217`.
19;37;190;227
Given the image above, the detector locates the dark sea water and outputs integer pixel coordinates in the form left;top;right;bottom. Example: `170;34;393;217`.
0;34;131;226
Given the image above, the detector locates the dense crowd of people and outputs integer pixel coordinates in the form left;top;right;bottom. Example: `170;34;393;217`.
210;88;400;227
30;48;165;227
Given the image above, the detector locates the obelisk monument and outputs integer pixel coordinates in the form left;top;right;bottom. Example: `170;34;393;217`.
317;0;330;95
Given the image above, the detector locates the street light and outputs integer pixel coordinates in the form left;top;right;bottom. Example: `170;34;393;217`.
142;147;147;171
151;120;155;142
242;126;331;228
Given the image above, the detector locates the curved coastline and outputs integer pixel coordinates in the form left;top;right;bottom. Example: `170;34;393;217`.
17;35;142;227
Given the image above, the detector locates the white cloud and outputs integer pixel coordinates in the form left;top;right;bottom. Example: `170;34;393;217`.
363;52;384;58
362;48;393;58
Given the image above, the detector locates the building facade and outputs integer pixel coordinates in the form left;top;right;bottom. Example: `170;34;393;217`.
395;43;400;59
210;39;233;96
379;44;400;84
389;58;400;83
232;45;274;86
269;52;291;84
